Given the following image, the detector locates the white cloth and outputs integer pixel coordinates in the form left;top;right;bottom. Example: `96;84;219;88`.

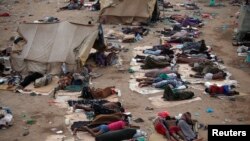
204;73;213;81
0;114;13;126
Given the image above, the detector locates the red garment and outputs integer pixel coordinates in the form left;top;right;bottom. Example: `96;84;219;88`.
158;111;170;118
155;123;167;135
107;120;126;131
169;126;181;135
0;13;10;17
209;85;223;95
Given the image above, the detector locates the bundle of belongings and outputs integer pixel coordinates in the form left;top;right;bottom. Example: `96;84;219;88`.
0;106;13;129
58;0;84;11
152;111;203;141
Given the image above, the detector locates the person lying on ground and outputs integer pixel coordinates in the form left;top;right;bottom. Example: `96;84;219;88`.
152;78;187;89
190;61;222;75
136;73;180;87
73;101;125;116
79;86;117;99
74;120;131;136
205;84;239;96
141;55;171;69
15;72;44;91
181;40;208;54
136;55;171;64
145;67;177;78
153;116;185;141
190;71;227;80
177;112;203;141
58;0;83;11
177;56;209;64
162;85;194;101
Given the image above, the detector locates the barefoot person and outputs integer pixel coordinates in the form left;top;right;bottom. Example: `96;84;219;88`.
74;120;129;136
73;101;124;116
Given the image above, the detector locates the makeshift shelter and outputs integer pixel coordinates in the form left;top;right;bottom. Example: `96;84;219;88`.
99;0;159;24
236;5;250;44
11;21;105;74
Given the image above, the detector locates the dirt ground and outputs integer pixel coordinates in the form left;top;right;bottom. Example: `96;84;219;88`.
0;0;250;141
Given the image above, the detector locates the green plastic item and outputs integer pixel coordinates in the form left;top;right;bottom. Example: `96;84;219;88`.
137;137;145;141
209;0;215;6
128;68;135;73
26;119;36;125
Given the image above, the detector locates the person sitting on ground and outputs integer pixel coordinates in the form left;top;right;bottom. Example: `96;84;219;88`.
177;112;203;141
73;101;125;116
75;120;130;136
190;71;227;81
205;84;239;96
0;107;13;129
58;0;83;11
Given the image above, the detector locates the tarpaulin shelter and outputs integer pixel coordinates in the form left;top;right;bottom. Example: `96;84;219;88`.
11;21;104;74
236;5;250;44
99;0;159;24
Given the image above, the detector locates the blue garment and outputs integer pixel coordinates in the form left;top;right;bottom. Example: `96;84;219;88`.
143;50;161;55
97;125;109;133
177;119;197;141
222;85;230;95
153;80;182;89
153;75;177;83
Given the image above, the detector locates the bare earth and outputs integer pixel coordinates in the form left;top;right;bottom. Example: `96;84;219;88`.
0;0;250;141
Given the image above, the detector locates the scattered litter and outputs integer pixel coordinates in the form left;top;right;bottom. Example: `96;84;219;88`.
194;112;200;117
206;108;214;113
56;130;63;134
51;128;57;132
224;118;232;123
145;107;154;110
22;129;29;136
134;118;144;123
26;119;36;125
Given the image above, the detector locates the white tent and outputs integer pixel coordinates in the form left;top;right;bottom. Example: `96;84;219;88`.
11;21;104;74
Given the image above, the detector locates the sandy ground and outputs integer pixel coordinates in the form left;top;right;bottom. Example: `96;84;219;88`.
0;0;250;141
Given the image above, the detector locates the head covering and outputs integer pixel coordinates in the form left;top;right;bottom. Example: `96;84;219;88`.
158;111;170;118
